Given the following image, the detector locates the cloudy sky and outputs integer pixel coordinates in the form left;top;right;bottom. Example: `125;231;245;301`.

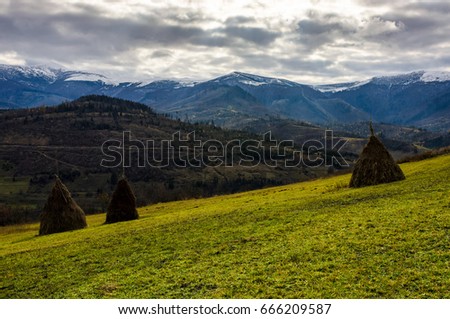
0;0;449;84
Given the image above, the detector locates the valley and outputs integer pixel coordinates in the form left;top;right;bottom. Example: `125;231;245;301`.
1;93;447;225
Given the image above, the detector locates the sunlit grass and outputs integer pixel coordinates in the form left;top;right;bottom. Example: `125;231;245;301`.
1;155;449;298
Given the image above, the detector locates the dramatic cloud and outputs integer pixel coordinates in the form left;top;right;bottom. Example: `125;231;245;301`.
223;26;280;45
1;0;449;83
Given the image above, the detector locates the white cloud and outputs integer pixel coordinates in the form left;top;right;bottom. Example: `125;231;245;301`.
0;51;26;65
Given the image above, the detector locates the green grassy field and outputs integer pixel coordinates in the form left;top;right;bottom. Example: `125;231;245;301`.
1;155;449;298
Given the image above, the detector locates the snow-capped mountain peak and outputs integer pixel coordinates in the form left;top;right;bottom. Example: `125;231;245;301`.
211;71;299;87
314;79;372;93
420;71;450;82
0;64;62;82
368;70;450;85
63;71;118;85
0;64;119;85
371;71;425;85
315;70;450;93
1;65;450;131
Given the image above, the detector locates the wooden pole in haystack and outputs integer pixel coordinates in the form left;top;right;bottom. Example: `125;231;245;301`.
39;176;87;235
349;122;405;187
105;176;139;224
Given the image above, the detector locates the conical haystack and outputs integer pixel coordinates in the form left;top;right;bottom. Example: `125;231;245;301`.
349;129;405;188
39;177;87;235
105;178;138;223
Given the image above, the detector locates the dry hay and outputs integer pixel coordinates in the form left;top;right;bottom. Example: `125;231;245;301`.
105;178;139;224
349;134;405;188
39;177;87;235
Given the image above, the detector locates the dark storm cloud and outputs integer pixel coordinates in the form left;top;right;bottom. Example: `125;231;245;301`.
191;35;232;47
190;21;280;48
0;11;205;64
151;50;173;58
298;16;353;36
162;8;213;24
372;7;450;50
278;57;332;70
225;16;256;25
224;26;279;45
0;1;279;66
296;11;404;51
296;13;357;51
288;1;450;81
356;0;450;49
16;12;204;45
403;1;450;13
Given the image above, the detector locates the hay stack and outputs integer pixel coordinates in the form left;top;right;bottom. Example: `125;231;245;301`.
105;178;139;223
39;177;87;235
349;127;405;188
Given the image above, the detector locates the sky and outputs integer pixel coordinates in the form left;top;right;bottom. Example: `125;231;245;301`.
0;0;449;84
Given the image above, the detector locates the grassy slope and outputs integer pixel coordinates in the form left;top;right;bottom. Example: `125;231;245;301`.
1;155;449;298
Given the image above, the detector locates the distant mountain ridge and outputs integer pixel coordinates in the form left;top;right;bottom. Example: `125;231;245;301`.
314;71;450;93
1;64;449;131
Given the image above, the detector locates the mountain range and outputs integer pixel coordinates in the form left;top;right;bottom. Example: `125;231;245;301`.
1;64;449;131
